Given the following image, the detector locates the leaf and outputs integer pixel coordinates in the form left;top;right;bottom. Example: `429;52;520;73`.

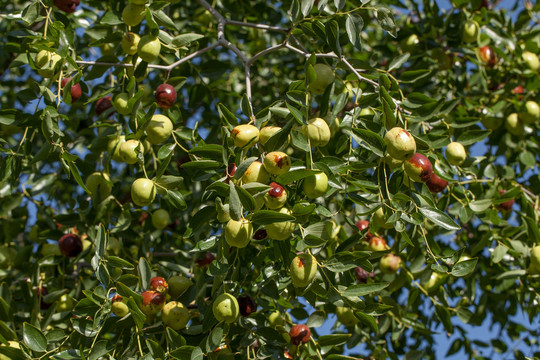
171;33;204;48
167;190;187;210
345;14;364;49
229;182;242;221
251;210;295;225
138;257;152;290
317;334;351;346
350;128;385;157
388;53;410;72
451;258;477;277
342;283;389;297
235;185;257;212
418;207;460;231
468;199;492;213
189;144;224;159
325;20;341;57
457;130;490;146
376;7;396;37
276;169;319;185
23;323;48;352
180;160;221;170
234;157;258;180
301;0;315;17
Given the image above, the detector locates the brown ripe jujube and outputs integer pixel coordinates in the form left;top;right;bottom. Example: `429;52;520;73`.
355;220;373;240
426;174;448;193
404;153;433;183
59;233;83;257
497;190;515;212
289;324;310;345
60;77;82;102
95;96;114;117
237;295;257;317
54;0;80;13
140;290;165;316
149;276;168;294
155;84;177;109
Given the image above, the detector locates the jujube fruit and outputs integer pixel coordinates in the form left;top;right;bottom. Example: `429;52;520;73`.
59;233;83;257
264;182;287;209
231;124;259;149
149;276;168;293
303;172;328;199
404;153;433;182
302;118;331;147
266;207;295;240
290;253;317;287
289;324;310;345
162;301;190;330
140;290;165;316
384;127;416;161
151;209;170;229
224;218;253;248
155;84;177;109
146;114;173;144
242;161;269;184
310;63;335;94
131;178;156;207
446;142;467;166
213;293;239;323
263;151;291;176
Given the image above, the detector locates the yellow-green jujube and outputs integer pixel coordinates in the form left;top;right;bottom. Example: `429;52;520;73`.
290;253;318;287
213;293;239;323
137;35;161;63
446;142;467;166
266;207;295;240
119;139;144;164
302;118;331;147
85;172;112;199
131;178;156;207
146;114;173;144
231;124;259;149
263;151;291;176
162;301;190;330
224;218;253;248
259;126;281;146
151;209;170;229
336;307;358;327
242;161;270;184
303;172;328;199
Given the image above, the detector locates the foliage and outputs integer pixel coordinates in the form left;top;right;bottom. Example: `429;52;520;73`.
0;0;540;359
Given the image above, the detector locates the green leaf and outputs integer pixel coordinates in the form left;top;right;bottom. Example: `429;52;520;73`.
229;182;242;221
171;33;204;48
276;169;319;185
456;130;490;146
317;334;351;347
167;190;187;210
418;207;460;231
376;7;396;37
345;14;363;49
251;210;295;224
23;323;48;352
325;20;341;57
189;144;224;159
451;258;477;277
388;53;410;72
342;283;389;297
138;257;152;290
350;128;385;157
235;185;257;212
180;160;221;170
468;199;492;213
